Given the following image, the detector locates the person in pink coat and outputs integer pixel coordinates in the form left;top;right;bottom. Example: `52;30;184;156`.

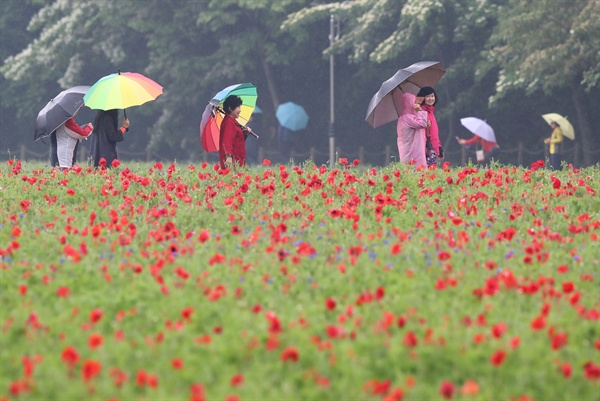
396;92;428;167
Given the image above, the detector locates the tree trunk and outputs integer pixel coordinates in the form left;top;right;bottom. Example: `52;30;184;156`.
571;84;595;166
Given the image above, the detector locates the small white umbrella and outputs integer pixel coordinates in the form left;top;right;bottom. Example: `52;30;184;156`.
460;117;497;143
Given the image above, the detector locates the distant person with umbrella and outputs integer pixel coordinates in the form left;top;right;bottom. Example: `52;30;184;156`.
88;110;130;168
34;85;91;168
455;134;499;164
84;69;162;168
219;95;249;169
544;121;563;170
397;92;429;167
277;125;295;164
276;102;309;164
457;117;500;164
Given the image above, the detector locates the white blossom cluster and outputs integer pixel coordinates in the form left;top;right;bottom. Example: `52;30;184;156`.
401;0;442;21
2;0;124;86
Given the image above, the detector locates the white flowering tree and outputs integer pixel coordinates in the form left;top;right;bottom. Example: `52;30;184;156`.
1;0;328;160
1;0;153;156
485;0;599;165
283;0;505;147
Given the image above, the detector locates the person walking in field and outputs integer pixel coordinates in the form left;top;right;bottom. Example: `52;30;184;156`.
455;134;499;164
416;86;442;167
397;92;429;168
544;121;563;170
219;95;249;169
88;109;130;168
55;117;93;169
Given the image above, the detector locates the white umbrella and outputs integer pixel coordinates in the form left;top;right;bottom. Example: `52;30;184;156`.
460;117;497;143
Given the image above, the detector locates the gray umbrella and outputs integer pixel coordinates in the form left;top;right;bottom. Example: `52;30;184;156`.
34;86;91;141
365;61;445;129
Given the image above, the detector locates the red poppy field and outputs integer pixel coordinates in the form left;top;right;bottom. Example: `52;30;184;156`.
1;159;599;401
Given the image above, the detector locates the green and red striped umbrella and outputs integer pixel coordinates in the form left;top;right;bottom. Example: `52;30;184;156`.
200;83;258;152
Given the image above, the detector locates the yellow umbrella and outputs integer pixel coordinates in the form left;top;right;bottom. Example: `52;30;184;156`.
542;113;574;140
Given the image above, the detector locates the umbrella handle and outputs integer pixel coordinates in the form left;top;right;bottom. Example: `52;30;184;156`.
238;123;259;139
123;108;130;132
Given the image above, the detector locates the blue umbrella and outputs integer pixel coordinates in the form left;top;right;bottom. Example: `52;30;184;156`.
276;102;309;132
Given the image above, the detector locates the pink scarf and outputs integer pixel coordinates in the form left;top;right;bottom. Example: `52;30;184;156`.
421;105;440;152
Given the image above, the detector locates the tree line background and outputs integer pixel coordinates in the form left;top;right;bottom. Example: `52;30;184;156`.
1;0;598;166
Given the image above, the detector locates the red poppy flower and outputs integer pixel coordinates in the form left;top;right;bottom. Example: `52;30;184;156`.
439;381;455;399
583;361;600;381
136;369;148;387
325;297;336;311
403;331;418;348
561;362;572;378
19;200;31;212
530;315;546;331
82;359;102;381
280;347;299;362
181;307;194;321
88;333;103;349
363;379;391;395
230;373;244;387
551;332;568;350
12;226;22;238
491;323;507;338
89;308;103;324
562;282;574;293
461;380;479;396
552;178;561;189
61;346;80;367
490;349;506;366
171;358;184;369
9;380;29;397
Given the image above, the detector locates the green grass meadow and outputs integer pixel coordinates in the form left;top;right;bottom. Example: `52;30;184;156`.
1;159;599;400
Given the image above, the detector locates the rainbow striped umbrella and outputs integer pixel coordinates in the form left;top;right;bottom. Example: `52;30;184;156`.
200;83;257;152
84;70;163;117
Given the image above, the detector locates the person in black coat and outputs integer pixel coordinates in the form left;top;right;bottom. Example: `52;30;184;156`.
50;131;59;167
88;109;130;167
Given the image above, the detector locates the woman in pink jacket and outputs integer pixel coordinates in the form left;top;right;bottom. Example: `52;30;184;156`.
417;86;442;166
397;92;429;167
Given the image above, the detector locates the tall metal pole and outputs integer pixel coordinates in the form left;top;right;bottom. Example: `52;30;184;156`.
328;15;339;169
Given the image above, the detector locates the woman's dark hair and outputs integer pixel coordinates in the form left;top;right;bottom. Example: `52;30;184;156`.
93;109;118;129
223;95;243;114
416;86;438;106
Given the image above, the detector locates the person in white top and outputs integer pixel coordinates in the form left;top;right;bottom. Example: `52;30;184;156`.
55;117;93;169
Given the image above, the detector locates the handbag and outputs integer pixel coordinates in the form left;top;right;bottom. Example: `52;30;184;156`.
476;149;485;162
